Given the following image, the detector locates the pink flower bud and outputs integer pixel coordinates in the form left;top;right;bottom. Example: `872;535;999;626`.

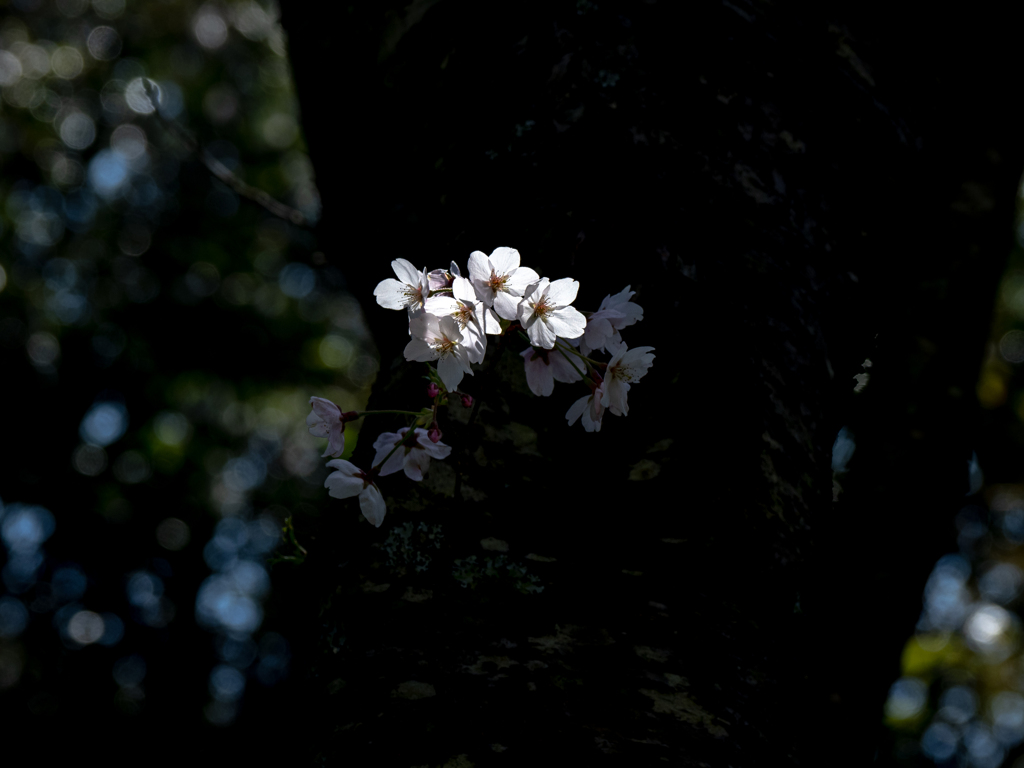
427;383;440;398
460;394;474;408
428;426;442;443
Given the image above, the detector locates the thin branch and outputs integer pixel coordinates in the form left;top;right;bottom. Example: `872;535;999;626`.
142;79;311;228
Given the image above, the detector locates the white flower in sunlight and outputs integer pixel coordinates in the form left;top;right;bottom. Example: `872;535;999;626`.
404;313;473;392
306;396;345;457
425;275;501;364
374;258;430;313
580;285;644;355
601;343;655;416
517;277;587;349
372;427;451;481
566;383;606;432
324;459;386;527
467;247;540;321
520;346;583;396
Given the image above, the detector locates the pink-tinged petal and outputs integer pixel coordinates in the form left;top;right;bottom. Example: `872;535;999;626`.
521;348;555;396
566;394;590;426
544;277;579;306
310;396;341;422
306;410;330;438
403;449;431;481
325;423;345;458
582;315;614;351
418;430;452;460
391;258;421;285
481;307;502;335
545;306;587;340
374;278;412;310
324;460;364;499
601;377;630;416
526;316;557;349
488;246;520;274
493;290;521;321
437;315;464;344
452;276;476;303
600;285;634;310
424;295;460;317
461;320;487;364
437;355;465;392
507;267;540;294
467;250;491;283
582;397;604;432
404;337;438;362
371;430;405;474
549;349;583;383
359;485;387;527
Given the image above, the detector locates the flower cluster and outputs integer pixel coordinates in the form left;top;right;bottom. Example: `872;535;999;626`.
307;247;655;528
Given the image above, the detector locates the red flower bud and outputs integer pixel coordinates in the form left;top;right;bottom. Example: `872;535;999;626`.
428;426;442;443
427;383;440;398
460;394;474;408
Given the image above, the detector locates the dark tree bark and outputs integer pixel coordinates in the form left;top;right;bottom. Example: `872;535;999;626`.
277;1;1022;764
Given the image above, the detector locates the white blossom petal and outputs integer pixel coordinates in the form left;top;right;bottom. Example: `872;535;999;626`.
493;290;522;321
437;353;467;391
545;306;586;340
467;250;490;284
544;277;579;306
506;266;540;294
359;485;387;527
404;337;438;362
521;348;555;396
391;258;421;285
374;278;413;310
488;247;520;274
324;460;365;499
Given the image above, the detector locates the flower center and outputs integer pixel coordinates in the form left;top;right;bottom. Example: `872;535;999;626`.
530;297;553;320
454;303;474;328
435;335;457;358
487;271;510;293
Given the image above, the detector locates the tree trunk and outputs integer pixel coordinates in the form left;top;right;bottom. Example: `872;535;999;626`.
278;0;1022;763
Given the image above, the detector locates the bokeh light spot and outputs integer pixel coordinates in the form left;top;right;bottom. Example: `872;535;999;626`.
50;46;84;79
59;111;96;150
113;450;151;484
319;335;354;369
72;443;107;476
154;412;191;446
67;610;105;645
1000;330;1024;364
278;262;315;298
193;6;229;49
124;77;157;115
209;664;245;701
87;26;122;61
156;518;191;551
79;401;128;447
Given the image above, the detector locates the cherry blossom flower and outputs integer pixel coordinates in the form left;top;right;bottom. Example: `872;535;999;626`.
372;427;452;481
520;346;583;396
374;258;430;313
580;285;644;355
427;260;462;291
404;313;473;392
425;276;501;364
566;383;606;432
306;396;347;457
467;247;540;321
517;277;587;349
601;343;656;416
324;459;387;527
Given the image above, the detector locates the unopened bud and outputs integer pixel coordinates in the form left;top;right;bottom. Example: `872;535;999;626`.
427;383;440;398
428;426;442;443
460;394;474;408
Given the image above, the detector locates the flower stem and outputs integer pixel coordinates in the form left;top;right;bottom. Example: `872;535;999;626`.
355;410;425;418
